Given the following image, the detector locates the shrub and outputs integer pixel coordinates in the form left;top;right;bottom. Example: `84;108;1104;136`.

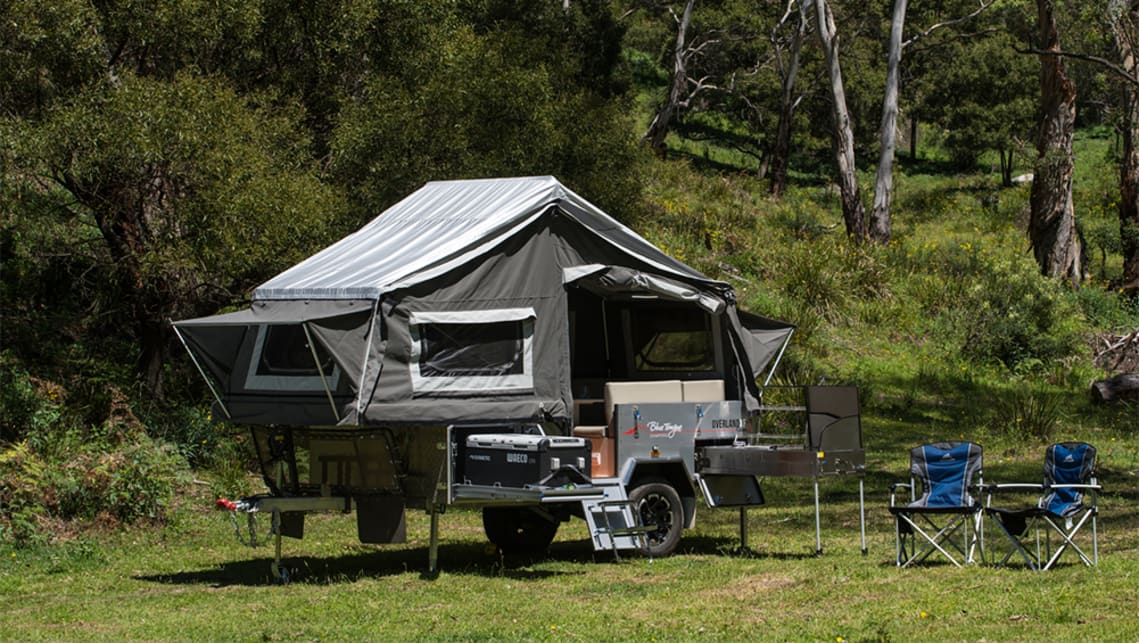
0;356;64;443
989;383;1065;441
0;442;50;543
1;427;189;543
958;255;1085;371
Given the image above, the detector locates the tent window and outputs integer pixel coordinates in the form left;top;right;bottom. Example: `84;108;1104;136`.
630;307;715;373
409;309;534;394
244;324;340;392
257;325;335;376
420;321;525;377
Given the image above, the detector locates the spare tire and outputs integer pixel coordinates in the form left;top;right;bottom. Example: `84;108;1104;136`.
482;506;559;554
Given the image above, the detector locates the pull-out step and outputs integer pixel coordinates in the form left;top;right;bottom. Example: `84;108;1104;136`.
581;480;651;558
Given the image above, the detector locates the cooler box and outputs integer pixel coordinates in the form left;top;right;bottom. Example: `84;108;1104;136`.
464;434;591;487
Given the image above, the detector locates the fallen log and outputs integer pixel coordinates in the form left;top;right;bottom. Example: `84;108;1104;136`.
1090;373;1139;403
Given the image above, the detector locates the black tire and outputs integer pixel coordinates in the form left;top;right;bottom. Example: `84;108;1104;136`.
482;506;559;554
628;479;684;557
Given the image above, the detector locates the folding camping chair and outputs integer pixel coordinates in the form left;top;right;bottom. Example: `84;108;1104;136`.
889;442;984;567
984;442;1100;570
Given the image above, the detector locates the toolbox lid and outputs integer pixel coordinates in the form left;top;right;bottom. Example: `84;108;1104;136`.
466;434;587;451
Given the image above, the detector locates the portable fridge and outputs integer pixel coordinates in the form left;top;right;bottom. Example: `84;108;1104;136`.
463;434;591;487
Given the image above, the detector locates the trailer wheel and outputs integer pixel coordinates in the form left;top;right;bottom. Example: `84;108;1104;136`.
628;479;683;557
482;506;559;554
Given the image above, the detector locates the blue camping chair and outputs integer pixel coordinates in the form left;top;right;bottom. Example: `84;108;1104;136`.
889;442;984;567
984;442;1100;570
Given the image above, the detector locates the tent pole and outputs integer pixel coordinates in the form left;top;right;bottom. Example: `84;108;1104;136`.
601;299;611;367
171;324;232;420
355;300;381;418
303;322;341;423
761;329;795;388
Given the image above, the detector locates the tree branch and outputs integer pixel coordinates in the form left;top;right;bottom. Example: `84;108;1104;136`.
903;0;995;50
1018;47;1139;89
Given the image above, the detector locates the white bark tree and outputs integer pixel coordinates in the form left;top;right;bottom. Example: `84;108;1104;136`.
869;0;906;242
871;0;995;243
815;0;868;240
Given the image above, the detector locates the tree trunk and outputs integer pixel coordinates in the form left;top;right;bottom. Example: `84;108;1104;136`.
1118;79;1139;295
643;0;697;157
815;0;868;240
62;167;177;398
910;117;917;158
1000;148;1014;187
870;0;906;243
1113;8;1139;295
1029;0;1082;286
770;0;812;197
1090;373;1139;403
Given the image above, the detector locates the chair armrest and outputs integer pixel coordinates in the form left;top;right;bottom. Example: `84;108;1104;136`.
888;482;911;507
1046;483;1102;491
986;483;1045;492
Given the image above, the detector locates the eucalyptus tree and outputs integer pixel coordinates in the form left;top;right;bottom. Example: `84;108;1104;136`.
815;0;868;240
1030;0;1083;286
643;0;700;154
1109;0;1139;292
634;0;770;162
1015;0;1139;291
768;0;816;197
870;0;997;242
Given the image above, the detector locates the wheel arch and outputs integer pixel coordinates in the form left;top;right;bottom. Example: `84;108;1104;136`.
625;460;698;530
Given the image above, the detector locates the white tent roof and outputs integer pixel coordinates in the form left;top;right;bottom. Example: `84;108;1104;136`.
254;176;719;300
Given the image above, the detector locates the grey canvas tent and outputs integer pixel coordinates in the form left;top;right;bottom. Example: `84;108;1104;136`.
174;176;793;430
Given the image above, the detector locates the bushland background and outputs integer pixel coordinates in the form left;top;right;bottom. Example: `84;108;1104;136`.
1;1;1137;640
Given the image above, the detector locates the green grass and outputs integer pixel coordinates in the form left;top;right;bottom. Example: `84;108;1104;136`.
2;412;1136;641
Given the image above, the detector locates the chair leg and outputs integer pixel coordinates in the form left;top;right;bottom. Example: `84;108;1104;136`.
988;514;1041;571
905;515;968;567
1092;513;1098;566
1041;511;1096;570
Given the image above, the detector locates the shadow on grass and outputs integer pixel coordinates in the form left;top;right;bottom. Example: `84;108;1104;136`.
133;524;805;587
135;532;763;587
133;540;596;587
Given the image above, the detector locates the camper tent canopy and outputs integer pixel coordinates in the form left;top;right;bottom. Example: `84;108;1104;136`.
175;176;792;428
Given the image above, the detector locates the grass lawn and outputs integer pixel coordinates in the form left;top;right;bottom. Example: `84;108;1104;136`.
2;414;1136;642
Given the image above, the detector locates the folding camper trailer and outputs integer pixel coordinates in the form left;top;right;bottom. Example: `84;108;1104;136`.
175;177;865;579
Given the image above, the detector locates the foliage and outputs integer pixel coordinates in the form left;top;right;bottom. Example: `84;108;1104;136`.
0;427;189;544
917;32;1037;171
4;71;348;397
331;1;644;219
0;442;49;542
989;383;1066;441
958;255;1085;370
0;354;64;444
0;0;105;116
18;71;345;310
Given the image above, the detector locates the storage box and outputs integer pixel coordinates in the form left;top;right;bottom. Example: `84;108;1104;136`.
464;434;591;487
